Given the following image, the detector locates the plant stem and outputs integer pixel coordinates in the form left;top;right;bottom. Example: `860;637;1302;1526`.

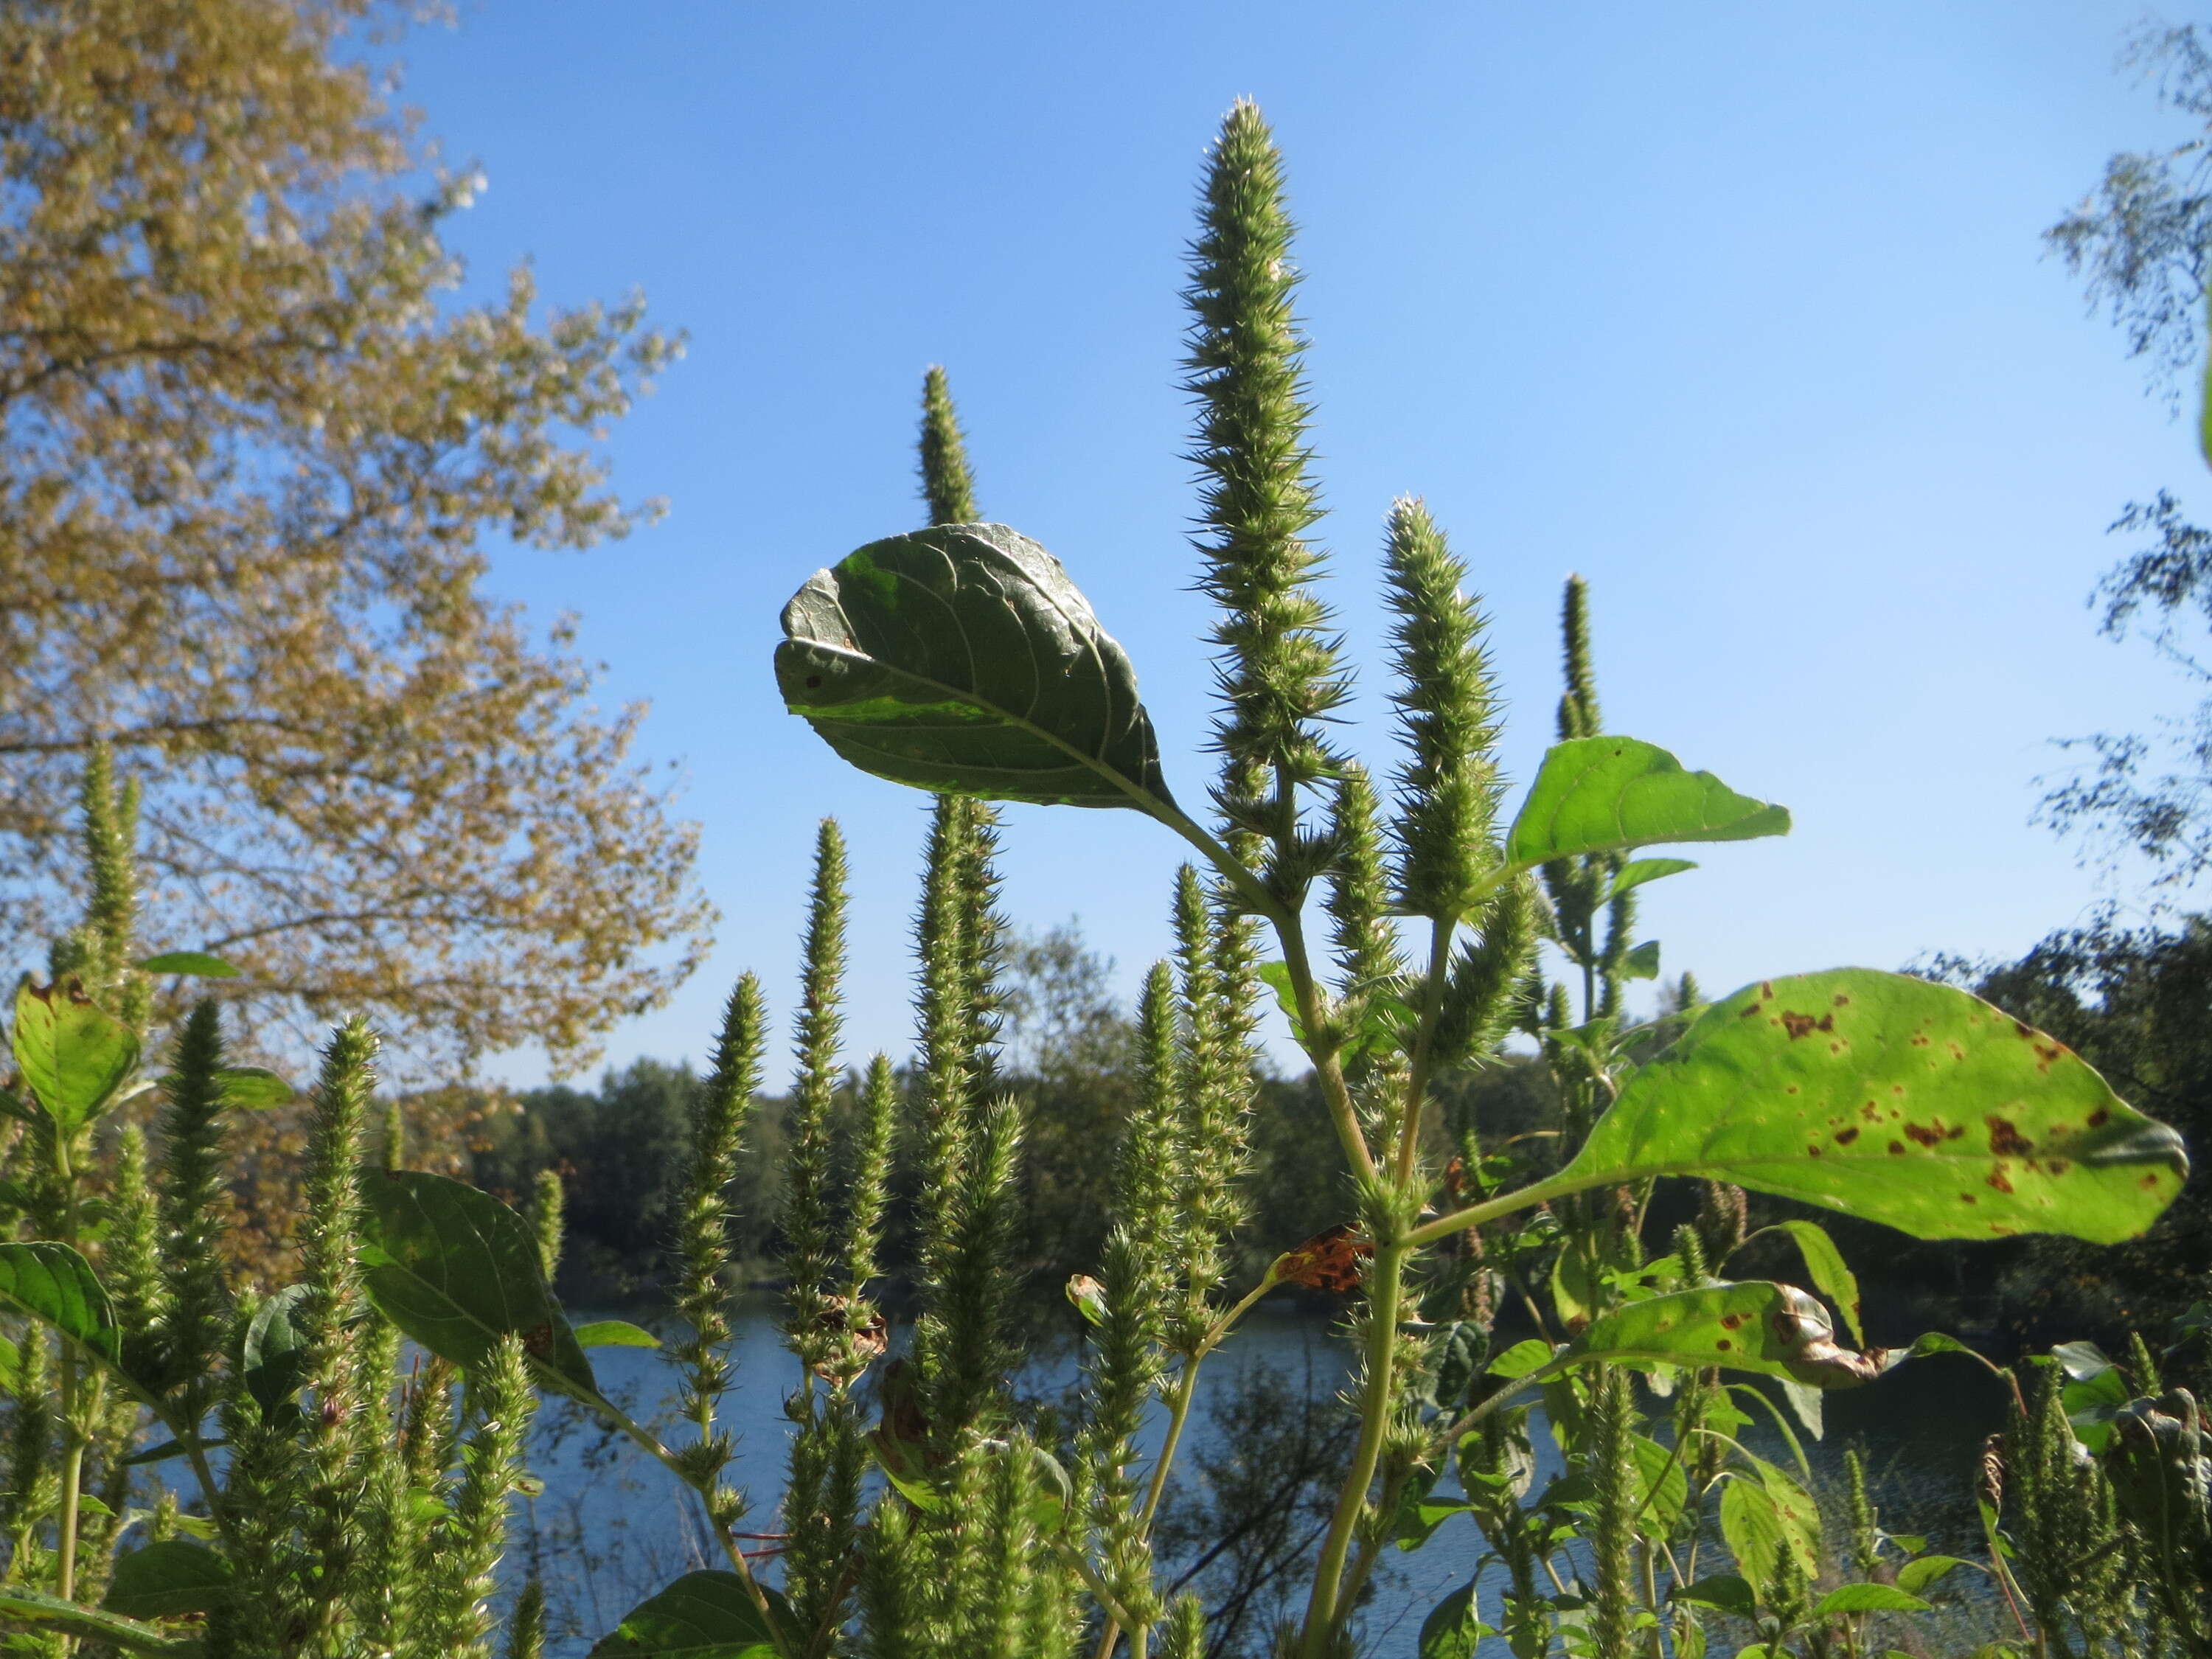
1394;914;1455;1188
1298;1237;1406;1658
1405;1168;1599;1250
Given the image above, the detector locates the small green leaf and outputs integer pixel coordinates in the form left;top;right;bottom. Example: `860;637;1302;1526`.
1562;969;2188;1244
587;1570;781;1658
1813;1584;1931;1616
1505;737;1788;869
1671;1574;1757;1618
11;978;139;1133
1257;961;1306;1041
575;1320;660;1349
1487;1338;1554;1380
0;1587;195;1653
1630;1436;1688;1531
776;524;1177;813
135;953;240;978
1610;858;1699;900
0;1242;119;1366
1064;1275;1107;1327
102;1540;233;1621
358;1171;594;1395
1621;940;1661;981
1417;1584;1492;1659
243;1284;313;1413
1894;1556;1970;1596
215;1068;292;1110
1779;1376;1825;1439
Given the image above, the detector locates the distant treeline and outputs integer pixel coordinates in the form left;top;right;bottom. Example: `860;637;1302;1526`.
461;918;2211;1348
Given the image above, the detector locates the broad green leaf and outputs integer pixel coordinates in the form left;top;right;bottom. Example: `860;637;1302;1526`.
135;952;240;978
1813;1584;1930;1616
216;1067;292;1110
1418;1584;1492;1659
102;1539;232;1621
1894;1556;1970;1595
588;1570;780;1658
1610;858;1698;900
1719;1464;1819;1593
358;1171;594;1395
243;1284;313;1413
1630;1436;1688;1532
1760;1220;1864;1348
575;1320;660;1349
1779;1376;1825;1439
1671;1575;1757;1618
1504;737;1788;869
11;978;139;1133
0;1587;195;1653
0;1242;119;1366
776;524;1176;813
1555;1281;1894;1388
1621;940;1661;981
1562;969;2188;1243
1487;1338;1553;1380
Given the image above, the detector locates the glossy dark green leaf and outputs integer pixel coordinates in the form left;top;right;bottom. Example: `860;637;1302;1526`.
0;1242;119;1366
1417;1584;1492;1659
102;1539;233;1621
1563;970;2188;1244
358;1171;593;1394
11;978;139;1132
1504;737;1788;869
575;1320;659;1349
0;1587;195;1653
588;1570;782;1658
1813;1584;1931;1616
135;952;240;978
776;524;1176;812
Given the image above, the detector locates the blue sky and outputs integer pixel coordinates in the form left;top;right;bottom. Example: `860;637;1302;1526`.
386;2;2207;1083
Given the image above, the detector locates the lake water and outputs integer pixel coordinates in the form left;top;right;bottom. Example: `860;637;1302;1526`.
512;1301;2013;1657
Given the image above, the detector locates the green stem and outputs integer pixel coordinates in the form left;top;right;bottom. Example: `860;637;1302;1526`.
1298;1237;1405;1658
1405;1168;1601;1250
1394;914;1456;1189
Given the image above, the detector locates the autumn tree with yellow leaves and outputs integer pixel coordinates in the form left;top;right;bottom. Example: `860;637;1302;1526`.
0;0;711;1074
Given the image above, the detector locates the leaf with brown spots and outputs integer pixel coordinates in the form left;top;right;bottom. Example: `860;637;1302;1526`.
1553;1281;1899;1388
1558;968;2188;1245
1268;1223;1371;1293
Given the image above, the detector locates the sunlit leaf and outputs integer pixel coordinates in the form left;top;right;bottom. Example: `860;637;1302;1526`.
1562;969;2188;1243
102;1540;232;1621
1621;940;1661;981
1610;858;1698;900
134;953;239;979
11;978;138;1133
0;1586;195;1653
776;524;1176;813
0;1242;119;1367
1555;1281;1896;1388
574;1321;659;1349
1719;1461;1819;1593
358;1172;594;1394
1487;1339;1553;1380
215;1067;293;1110
1504;737;1788;869
1813;1584;1931;1616
587;1570;782;1658
1758;1220;1865;1348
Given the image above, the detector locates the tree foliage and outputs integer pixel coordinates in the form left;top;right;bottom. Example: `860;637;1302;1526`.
0;0;711;1074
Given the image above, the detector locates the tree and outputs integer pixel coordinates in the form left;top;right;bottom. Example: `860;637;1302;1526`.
0;0;711;1074
2043;22;2212;892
